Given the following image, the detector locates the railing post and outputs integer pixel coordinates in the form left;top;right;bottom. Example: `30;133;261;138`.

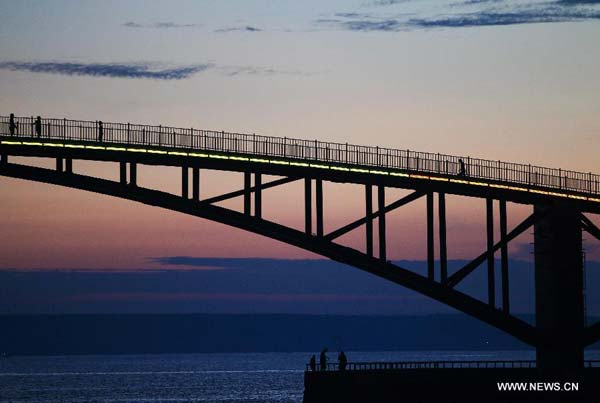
127;123;130;144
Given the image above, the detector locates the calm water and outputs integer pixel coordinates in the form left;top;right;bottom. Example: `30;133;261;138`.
2;350;598;402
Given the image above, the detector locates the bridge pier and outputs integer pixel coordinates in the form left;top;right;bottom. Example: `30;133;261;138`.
305;178;312;235
244;172;251;215
130;162;137;186
120;162;127;185
438;193;448;284
486;198;495;307
182;167;189;198
365;185;373;257
427;192;434;280
56;157;63;173
534;204;584;371
192;167;200;201
316;179;323;237
255;173;262;219
65;158;72;174
378;186;386;262
499;199;509;313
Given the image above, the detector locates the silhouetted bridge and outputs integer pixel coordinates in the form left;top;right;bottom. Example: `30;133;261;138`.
2;115;600;371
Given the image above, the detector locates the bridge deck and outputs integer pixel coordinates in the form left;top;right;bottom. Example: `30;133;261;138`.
2;115;599;205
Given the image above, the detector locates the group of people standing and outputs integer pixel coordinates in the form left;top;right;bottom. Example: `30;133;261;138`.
7;114;104;142
9;114;42;138
309;348;347;371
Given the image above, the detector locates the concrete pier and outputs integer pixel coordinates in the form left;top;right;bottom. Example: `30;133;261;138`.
534;204;585;371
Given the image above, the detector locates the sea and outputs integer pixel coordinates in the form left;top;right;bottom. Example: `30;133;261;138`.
1;350;599;402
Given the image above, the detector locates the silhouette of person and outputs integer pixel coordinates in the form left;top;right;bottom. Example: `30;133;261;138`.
309;355;316;372
98;121;104;142
9;114;18;136
320;348;328;371
34;116;42;138
458;158;466;177
338;350;347;371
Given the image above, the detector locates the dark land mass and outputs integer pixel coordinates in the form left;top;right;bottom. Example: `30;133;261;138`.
0;313;545;356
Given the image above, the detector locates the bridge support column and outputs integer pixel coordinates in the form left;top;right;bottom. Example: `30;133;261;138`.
378;186;386;262
534;204;584;371
65;158;72;174
439;193;447;284
130;162;137;186
500;199;510;313
56;158;63;173
486;198;495;307
182;167;189;199
305;178;312;235
244;172;251;216
365;185;373;258
192;167;200;201
0;153;6;164
427;193;434;281
255;173;262;219
120;162;127;185
316;179;323;237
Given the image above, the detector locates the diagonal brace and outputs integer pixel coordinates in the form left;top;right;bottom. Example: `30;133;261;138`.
201;176;299;205
583;320;600;347
581;214;600;242
446;212;539;288
325;190;424;241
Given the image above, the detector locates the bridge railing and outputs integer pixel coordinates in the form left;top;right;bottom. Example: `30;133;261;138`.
307;360;600;371
1;115;599;197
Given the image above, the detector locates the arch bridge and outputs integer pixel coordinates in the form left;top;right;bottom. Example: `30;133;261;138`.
2;115;600;370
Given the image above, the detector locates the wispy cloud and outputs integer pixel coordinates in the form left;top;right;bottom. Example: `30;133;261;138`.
0;61;310;80
219;65;308;77
370;0;412;5
123;21;199;29
214;26;262;33
322;0;600;31
0;61;212;80
408;7;600;28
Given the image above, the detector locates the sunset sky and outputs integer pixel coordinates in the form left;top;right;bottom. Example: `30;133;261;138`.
1;0;599;314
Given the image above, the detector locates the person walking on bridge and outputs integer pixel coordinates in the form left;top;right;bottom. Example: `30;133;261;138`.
34;116;42;138
9;114;18;136
458;158;466;177
320;348;328;371
309;355;316;371
338;350;347;371
98;121;104;142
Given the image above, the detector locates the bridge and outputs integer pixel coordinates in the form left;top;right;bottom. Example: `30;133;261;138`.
2;114;600;371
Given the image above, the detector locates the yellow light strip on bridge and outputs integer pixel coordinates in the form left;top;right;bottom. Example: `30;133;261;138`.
2;138;598;203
